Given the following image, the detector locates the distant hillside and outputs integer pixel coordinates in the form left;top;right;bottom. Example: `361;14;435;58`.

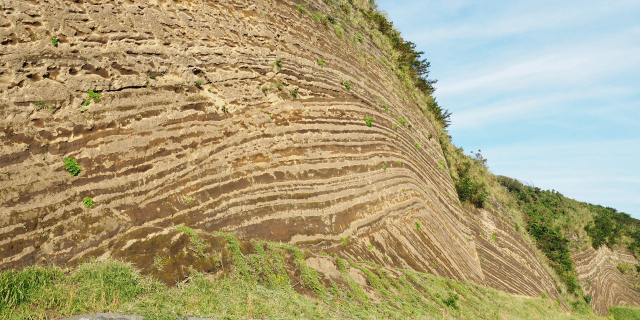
498;176;640;314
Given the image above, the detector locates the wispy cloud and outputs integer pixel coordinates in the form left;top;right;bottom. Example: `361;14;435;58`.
376;0;640;218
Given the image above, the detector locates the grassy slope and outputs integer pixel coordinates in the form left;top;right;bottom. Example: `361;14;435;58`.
0;233;618;320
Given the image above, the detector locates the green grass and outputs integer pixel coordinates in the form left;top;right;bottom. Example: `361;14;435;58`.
176;226;207;258
610;306;640;320
63;158;81;176
333;25;343;38
34;100;47;110
0;232;605;320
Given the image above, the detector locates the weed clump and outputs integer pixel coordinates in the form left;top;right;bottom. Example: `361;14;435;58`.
63;158;81;176
364;116;372;127
83;197;94;209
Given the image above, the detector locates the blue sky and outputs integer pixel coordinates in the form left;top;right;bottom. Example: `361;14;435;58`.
376;0;640;218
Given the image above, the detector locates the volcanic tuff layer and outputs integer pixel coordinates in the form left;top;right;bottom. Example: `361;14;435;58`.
2;0;629;314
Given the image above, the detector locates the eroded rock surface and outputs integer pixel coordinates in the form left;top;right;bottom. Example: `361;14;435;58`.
2;0;632;314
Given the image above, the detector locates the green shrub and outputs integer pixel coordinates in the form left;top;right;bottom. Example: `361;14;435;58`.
50;37;58;47
342;80;351;90
382;164;386;171
357;33;363;43
290;89;299;98
443;293;459;309
540;292;546;299
455;165;488;208
584;295;591;304
414;142;420;149
317;59;324;67
63;158;81;176
396;117;405;126
83;197;94;209
364;116;372;127
415;222;421;231
194;81;202;88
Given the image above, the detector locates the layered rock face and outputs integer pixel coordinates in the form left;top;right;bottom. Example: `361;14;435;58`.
1;0;627;313
574;246;640;315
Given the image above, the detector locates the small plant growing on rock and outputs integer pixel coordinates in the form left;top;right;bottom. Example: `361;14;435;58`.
290;89;299;98
83;197;94;208
149;74;156;79
83;90;101;106
584;295;591;304
414;142;420;148
357;32;363;43
221;105;228;113
34;100;46;109
50;37;58;47
415;222;421;231
397;117;406;126
383;104;389;112
317;59;324;67
540;292;547;299
274;59;282;70
364;116;372;127
341;237;347;245
382;164;386;171
63;158;81;176
367;244;373;250
342;80;351;91
194;81;202;89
